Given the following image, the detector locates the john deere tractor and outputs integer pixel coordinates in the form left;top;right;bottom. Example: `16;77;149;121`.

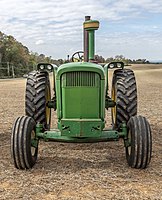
11;16;152;170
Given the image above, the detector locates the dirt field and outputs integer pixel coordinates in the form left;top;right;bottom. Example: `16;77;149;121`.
0;64;162;200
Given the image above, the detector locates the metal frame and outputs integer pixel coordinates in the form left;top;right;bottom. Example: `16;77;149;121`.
34;122;127;143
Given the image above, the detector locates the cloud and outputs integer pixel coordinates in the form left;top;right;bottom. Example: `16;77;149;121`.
0;0;162;59
35;40;45;45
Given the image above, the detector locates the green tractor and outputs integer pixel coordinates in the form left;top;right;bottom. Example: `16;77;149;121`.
11;16;152;170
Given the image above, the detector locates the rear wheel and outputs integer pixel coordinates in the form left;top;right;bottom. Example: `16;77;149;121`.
11;116;38;169
126;115;152;169
25;71;51;130
111;69;137;129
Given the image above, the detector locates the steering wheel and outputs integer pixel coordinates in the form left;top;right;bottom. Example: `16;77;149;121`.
71;51;84;62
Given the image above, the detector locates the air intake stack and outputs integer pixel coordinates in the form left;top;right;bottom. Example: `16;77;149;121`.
83;16;99;62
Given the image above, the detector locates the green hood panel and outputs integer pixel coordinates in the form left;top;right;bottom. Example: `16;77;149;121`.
56;62;105;80
56;61;106;123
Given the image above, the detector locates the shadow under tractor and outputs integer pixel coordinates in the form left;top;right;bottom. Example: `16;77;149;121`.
11;16;152;169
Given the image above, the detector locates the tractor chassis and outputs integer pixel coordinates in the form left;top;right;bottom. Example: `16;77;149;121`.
32;122;128;145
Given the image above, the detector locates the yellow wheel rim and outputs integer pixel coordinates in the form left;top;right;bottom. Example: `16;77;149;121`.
112;84;117;125
45;85;51;127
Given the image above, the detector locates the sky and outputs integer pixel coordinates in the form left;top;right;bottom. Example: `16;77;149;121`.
0;0;162;61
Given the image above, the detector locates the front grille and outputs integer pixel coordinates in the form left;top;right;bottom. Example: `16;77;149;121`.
65;71;97;87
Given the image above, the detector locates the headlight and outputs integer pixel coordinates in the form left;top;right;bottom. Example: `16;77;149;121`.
117;63;122;68
37;63;55;71
47;65;52;70
106;61;124;69
39;65;45;70
109;64;114;68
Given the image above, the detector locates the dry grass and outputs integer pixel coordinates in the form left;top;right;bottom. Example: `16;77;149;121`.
0;64;162;200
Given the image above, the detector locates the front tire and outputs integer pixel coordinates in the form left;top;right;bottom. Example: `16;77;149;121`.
11;116;38;169
126;116;152;169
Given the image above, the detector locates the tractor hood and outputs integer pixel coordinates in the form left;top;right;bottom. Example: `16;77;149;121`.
56;62;105;80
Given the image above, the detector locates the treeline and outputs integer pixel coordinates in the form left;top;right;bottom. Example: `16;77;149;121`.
95;55;150;65
0;31;150;77
0;31;63;77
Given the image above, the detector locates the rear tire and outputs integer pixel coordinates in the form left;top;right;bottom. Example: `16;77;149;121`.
25;71;51;130
126;115;152;169
111;69;137;129
11;116;38;169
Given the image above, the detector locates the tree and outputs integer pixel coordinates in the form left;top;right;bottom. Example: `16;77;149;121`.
95;55;105;63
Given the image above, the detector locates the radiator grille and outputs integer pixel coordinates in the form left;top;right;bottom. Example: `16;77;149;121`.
65;71;97;87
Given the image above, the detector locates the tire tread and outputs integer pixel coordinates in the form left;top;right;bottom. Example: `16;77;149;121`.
112;69;137;128
25;71;51;129
126;116;152;169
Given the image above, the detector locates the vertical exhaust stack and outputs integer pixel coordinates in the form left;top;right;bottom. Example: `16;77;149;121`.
83;16;99;62
83;16;91;62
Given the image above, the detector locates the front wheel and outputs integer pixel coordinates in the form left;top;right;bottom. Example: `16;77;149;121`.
11;116;38;169
125;115;152;169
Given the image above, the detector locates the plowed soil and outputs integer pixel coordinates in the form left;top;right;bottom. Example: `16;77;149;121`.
0;64;162;200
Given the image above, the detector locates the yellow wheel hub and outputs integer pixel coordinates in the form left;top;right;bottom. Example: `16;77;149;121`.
112;84;117;124
45;85;51;125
